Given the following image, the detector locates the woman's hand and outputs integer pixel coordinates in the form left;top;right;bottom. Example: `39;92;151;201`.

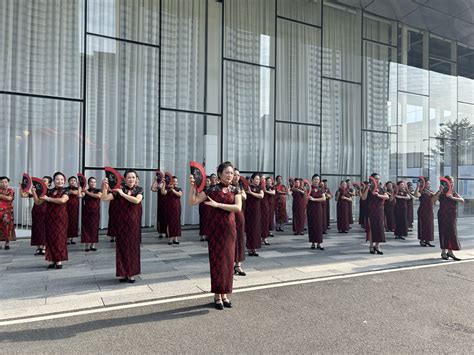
205;196;220;208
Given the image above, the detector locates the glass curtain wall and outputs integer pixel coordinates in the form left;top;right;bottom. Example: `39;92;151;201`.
2;0;474;229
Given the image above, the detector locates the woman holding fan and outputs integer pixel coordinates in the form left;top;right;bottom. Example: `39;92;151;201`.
307;174;326;250
292;178;306;236
360;173;389;254
414;178;440;247
336;180;351;234
394;181;410;240
21;176;52;255
274;175;288;232
232;169;247;276
161;176;183;245
35;172;70;269
80;177;102;252
189;161;242;310
245;173;264;256
438;176;464;261
102;169;143;283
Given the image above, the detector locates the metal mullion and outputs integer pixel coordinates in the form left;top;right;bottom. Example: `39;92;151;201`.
321;76;361;86
81;0;87;174
362;37;397;49
160;107;222;117
86;32;160;49
276;15;322;29
275;120;321;127
223;57;275;70
0;90;83;102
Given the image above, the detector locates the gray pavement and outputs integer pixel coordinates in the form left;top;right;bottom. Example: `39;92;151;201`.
0;217;473;322
0;262;473;353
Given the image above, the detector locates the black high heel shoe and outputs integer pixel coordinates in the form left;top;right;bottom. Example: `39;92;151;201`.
214;299;224;310
369;247;375;254
234;266;246;276
222;298;232;308
447;252;461;261
425;242;435;247
374;247;384;255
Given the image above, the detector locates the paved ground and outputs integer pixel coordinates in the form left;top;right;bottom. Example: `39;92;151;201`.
0;218;473;322
0;262;473;353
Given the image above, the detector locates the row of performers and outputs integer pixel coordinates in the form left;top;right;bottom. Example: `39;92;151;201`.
0;172;143;283
0;167;465;310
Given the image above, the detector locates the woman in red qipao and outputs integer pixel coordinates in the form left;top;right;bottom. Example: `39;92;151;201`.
265;177;276;238
336;181;351;234
66;176;81;245
406;182;415;231
358;182;369;229
245;173;264;256
21;176;52;255
307;174;326;250
150;174;166;239
438;176;464;261
274;175;288;232
198;176;211;241
189;161;242;310
414;178;440;247
232;169;247;276
292;178;306;236
394;181;410;240
0;177;16;250
102;169;143;283
360;173;389;255
161;176;183;245
260;175;270;246
322;179;332;231
345;179;355;227
34;172;69;269
384;181;396;233
80;177;102;252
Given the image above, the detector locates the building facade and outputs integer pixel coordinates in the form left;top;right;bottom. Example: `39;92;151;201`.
1;0;473;228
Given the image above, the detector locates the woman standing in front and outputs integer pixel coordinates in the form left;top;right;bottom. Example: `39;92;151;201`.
274;175;288;232
336;180;351;234
307;174;326;250
0;176;16;250
34;172;69;269
292;178;306;235
189;161;242;310
21;176;52;255
438;176;464;261
414;178;439;247
161;176;183;245
245;173;264;256
232;169;246;276
102;169;143;283
66;176;81;245
80;177;102;252
360;173;389;254
394;181;410;240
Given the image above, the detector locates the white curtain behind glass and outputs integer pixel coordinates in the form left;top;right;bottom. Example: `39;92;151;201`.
223;62;274;172
276;19;321;124
161;0;206;112
0;1;82;228
321;79;361;175
322;4;361;83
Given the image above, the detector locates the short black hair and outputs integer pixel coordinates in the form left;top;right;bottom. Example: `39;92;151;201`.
0;176;10;182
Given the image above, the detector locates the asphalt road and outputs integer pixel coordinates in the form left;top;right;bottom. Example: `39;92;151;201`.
1;262;473;354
